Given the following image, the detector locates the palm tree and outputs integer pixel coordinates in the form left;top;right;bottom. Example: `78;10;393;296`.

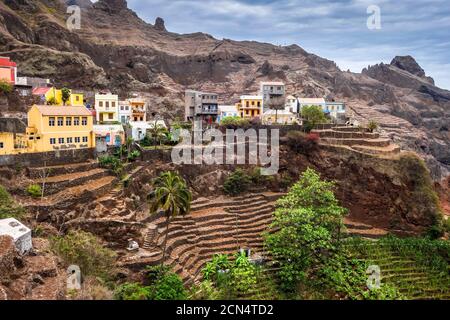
148;123;168;149
148;171;192;266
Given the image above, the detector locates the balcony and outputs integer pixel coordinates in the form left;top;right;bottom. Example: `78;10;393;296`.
198;107;218;114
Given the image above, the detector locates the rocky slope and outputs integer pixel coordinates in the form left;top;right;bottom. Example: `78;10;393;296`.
0;0;449;178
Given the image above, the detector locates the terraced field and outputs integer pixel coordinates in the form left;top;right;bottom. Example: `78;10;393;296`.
347;240;450;300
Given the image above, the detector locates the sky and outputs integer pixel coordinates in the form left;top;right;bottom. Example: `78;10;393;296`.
126;0;450;89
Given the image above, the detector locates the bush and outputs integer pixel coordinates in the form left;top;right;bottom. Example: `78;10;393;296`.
0;185;24;219
127;150;140;161
223;169;251;196
367;120;379;133
0;79;12;94
398;154;444;238
98;155;123;176
286;131;319;154
220;116;250;129
26;184;42;198
50;230;117;279
114;283;152;300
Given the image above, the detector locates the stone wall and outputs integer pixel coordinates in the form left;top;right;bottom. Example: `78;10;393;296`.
0;148;96;168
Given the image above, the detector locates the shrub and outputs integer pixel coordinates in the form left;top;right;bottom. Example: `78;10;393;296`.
50;230;117;279
398;154;444;238
285;131;319;154
146;266;187;300
26;184;42;198
223;169;251;196
127;150;140;161
0;185;24;219
220;116;250;129
0;79;12;94
98;155;123;176
367;120;379;133
114;283;151;300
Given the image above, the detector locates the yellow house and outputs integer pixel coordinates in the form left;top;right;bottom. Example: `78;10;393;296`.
0;118;27;155
236;95;263;119
32;87;84;106
26;105;95;153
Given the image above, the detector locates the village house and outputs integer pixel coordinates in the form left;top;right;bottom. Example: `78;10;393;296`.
184;90;219;122
0;56;17;85
262;109;297;125
32;87;84;106
260;82;286;112
15;77;51;97
129;120;166;141
236;95;263;119
0;118;27;155
217;105;239;122
119;100;132;124
0;218;32;254
26;105;95;153
93;124;125;153
285;95;299;113
129;98;147;122
325;101;346;122
95;92;119;123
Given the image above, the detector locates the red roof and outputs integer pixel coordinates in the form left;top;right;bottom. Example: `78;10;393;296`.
0;57;16;67
32;87;51;95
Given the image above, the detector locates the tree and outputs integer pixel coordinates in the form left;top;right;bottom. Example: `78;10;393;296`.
264;168;347;291
267;96;286;124
61;87;71;106
148;171;192;265
0;185;24;219
148;123;168;149
367;120;379;133
301;105;328;131
0;79;12;94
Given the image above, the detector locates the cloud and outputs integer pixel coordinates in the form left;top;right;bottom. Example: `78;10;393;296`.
127;0;450;89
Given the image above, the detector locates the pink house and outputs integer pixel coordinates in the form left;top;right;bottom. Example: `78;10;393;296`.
0;57;17;84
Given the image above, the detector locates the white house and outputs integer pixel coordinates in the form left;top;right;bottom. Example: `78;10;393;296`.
0;218;32;254
262;109;297;125
285;95;299;113
118;100;132;124
130;120;167;141
217;105;238;122
95;92;119;123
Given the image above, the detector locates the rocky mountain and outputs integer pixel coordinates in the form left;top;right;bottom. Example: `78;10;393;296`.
0;0;449;178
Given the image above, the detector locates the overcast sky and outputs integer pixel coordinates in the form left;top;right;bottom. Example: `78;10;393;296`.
126;0;450;89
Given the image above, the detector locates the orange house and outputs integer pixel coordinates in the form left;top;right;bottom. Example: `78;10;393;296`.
0;57;17;84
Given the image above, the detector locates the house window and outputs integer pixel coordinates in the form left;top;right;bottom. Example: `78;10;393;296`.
246;101;249;107
66;117;72;126
108;113;113;120
0;142;3;148
58;137;64;144
67;137;73;143
75;96;80;101
99;101;103;107
105;101;109;109
82;136;88;143
257;101;261;107
75;137;80;143
57;117;64;126
82;117;88;125
125;106;129;110
50;138;56;145
49;117;55;126
112;102;116;108
120;106;124;111
74;117;80;126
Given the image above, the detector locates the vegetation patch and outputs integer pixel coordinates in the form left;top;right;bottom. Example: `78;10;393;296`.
0;185;25;219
